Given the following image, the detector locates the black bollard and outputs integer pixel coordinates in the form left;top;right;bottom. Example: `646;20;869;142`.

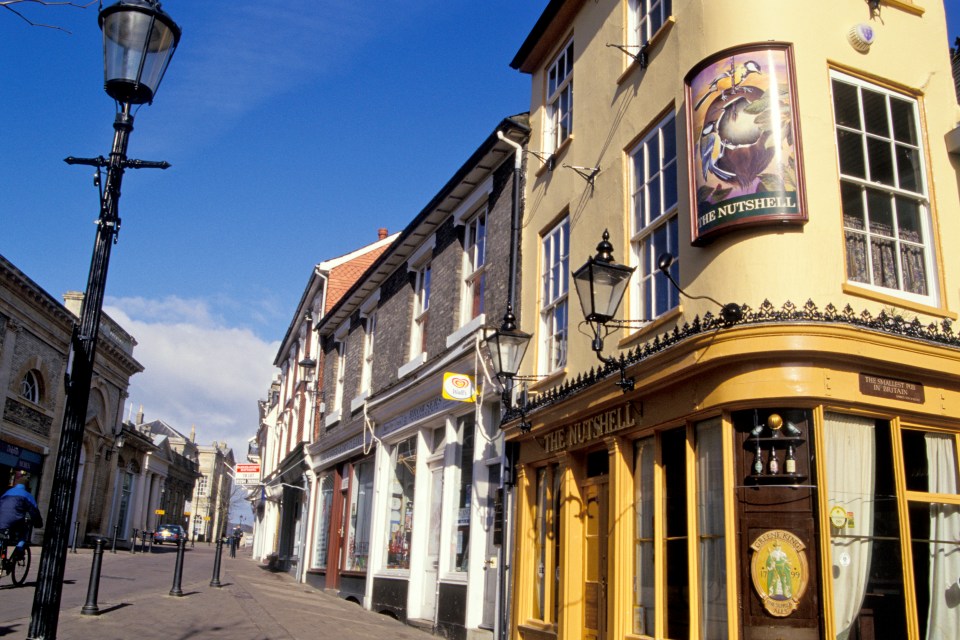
81;538;108;615
210;537;224;587
131;528;138;554
169;537;186;597
72;521;80;553
110;524;119;553
141;529;148;553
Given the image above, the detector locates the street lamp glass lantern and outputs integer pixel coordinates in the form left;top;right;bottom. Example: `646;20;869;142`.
100;0;181;105
485;309;531;380
572;231;635;325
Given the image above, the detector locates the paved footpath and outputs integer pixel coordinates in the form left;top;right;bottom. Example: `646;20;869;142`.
0;543;432;639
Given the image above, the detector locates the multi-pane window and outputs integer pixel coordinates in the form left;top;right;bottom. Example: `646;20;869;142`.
540;218;569;373
463;210;487;321
831;71;934;303
630;0;672;48
386;436;417;569
361;311;377;393
344;459;374;572
412;263;431;357
825;413;960;638
196;475;208;497
546;40;574;153
630;113;679;321
20;370;40;403
633;427;692;638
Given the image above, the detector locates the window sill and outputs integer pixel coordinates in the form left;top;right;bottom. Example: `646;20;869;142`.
616;16;675;85
350;392;369;413
446;313;486;349
375;569;410;579
398;352;427;378
618;306;683;349
884;0;923;16
529;368;566;392
841;283;956;320
517;620;558;637
534;135;572;179
324;409;342;429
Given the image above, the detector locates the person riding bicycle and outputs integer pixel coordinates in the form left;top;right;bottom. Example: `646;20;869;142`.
0;473;43;556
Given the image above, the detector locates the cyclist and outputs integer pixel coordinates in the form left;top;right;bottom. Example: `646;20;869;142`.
0;473;43;558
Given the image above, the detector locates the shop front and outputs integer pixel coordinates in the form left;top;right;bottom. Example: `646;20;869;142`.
0;437;44;495
367;384;504;640
266;447;308;576
507;314;960;640
306;431;377;603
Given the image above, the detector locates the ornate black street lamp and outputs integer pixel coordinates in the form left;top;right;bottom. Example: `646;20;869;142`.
28;2;180;638
572;230;637;391
571;230;746;395
485;305;531;385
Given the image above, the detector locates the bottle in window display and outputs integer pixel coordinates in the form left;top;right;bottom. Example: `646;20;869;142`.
752;440;764;476
785;444;797;475
768;443;780;475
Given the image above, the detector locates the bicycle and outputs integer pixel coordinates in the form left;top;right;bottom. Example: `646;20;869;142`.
0;529;31;587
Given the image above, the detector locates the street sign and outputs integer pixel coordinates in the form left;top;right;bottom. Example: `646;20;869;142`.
155;509;165;515
235;463;261;486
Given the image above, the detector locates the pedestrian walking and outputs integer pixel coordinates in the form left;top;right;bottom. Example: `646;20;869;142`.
229;525;242;558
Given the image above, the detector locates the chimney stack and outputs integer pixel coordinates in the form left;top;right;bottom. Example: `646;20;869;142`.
378;228;388;240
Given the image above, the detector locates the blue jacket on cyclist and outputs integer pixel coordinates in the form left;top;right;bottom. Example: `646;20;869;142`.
0;476;43;542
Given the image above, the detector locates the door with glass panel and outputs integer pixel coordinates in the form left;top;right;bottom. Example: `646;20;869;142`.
421;460;444;621
583;479;608;640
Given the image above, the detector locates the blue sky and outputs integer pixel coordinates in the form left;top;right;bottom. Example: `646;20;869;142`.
2;1;545;457
3;2;959;459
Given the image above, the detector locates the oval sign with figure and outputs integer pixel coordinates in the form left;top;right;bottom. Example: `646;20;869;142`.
749;529;809;617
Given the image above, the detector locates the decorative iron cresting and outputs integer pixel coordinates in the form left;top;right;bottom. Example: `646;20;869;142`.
504;299;960;423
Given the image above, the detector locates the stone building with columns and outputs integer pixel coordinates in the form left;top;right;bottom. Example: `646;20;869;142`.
0;254;143;547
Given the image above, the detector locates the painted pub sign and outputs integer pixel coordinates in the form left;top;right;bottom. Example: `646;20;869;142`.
685;43;806;243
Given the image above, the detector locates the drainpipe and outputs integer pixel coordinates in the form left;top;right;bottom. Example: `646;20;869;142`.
496;131;522;313
495;130;523;640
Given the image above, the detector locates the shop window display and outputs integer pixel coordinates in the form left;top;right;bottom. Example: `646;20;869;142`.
386;437;417;569
345;460;374;571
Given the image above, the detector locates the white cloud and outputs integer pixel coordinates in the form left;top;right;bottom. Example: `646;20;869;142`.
105;296;279;457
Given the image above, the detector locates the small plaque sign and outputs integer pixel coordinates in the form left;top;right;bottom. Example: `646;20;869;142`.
859;374;924;404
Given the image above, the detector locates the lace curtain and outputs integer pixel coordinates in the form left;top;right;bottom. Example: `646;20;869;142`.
825;412;876;640
697;419;727;639
923;434;960;639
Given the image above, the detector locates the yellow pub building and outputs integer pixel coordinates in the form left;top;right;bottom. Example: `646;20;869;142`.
501;2;960;639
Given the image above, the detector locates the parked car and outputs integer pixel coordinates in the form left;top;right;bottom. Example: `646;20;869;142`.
153;524;186;545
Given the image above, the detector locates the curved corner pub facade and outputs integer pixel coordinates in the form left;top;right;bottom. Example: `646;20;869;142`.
504;2;960;640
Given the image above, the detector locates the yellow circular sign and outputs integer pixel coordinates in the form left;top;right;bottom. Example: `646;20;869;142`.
829;505;848;528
